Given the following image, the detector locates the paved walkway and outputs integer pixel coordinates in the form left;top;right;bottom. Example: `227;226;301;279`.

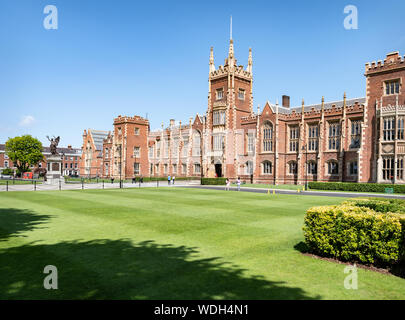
0;180;200;192
1;180;404;199
183;185;405;199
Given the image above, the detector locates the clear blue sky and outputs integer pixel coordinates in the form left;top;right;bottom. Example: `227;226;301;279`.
1;0;404;148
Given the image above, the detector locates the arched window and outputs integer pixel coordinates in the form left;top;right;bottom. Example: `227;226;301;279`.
194;163;201;174
288;161;297;175
193;130;201;156
307;161;317;175
245;161;254;175
262;161;272;174
262;122;273;152
327;160;339;175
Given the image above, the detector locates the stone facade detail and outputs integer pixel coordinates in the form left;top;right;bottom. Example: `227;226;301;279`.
80;41;405;185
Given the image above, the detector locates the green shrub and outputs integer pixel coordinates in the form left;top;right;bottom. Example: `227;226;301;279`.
1;168;14;176
201;178;226;185
308;181;405;194
303;204;405;266
343;198;405;214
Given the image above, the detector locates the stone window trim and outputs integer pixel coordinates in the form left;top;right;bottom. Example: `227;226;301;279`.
247;132;255;154
349;119;362;150
134;162;140;175
287;161;298;175
246;160;254;175
194;163;201;174
382;156;395;181
307;123;319;152
288;125;300;153
148;146;154;159
384;78;401;96
216;88;224;100
133;146;141;158
397;158;404;180
328;121;341;151
397;117;404;140
262;121;274;153
326;160;339;176
383;117;396;141
261;160;272;175
306;160;318;175
213;110;226;126
238;88;246;101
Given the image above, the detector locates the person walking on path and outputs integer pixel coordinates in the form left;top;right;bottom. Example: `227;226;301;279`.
237;177;241;191
225;178;230;191
172;176;175;185
168;175;171;185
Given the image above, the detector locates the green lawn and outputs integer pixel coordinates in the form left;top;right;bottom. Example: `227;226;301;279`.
1;188;405;299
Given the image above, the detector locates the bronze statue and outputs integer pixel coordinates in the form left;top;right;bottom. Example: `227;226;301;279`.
47;136;60;155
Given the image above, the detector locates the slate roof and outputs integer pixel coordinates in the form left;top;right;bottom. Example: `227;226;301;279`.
89;130;109;151
271;97;366;114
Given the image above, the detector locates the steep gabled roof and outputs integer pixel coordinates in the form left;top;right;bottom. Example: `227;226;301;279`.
89;129;109;151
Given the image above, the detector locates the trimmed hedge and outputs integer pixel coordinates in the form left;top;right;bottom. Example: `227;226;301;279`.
303;200;405;266
343;198;405;214
141;177;196;182
1;168;14;176
308;181;405;194
201;178;227;185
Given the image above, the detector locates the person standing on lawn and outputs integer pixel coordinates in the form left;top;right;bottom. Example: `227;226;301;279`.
237;177;241;191
225;178;230;191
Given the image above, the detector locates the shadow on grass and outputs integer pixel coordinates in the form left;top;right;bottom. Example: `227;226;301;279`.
0;208;52;242
294;241;405;279
294;241;309;254
0;239;320;300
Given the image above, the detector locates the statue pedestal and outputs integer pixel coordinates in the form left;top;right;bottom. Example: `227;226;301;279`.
46;155;64;185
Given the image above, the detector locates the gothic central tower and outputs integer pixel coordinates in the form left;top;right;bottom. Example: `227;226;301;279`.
204;37;253;178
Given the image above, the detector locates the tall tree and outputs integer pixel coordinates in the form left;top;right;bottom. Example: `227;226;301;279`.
5;135;44;175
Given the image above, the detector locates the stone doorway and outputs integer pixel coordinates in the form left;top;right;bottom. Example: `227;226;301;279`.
215;163;222;178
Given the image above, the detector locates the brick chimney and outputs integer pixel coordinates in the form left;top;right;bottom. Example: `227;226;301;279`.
282;95;290;108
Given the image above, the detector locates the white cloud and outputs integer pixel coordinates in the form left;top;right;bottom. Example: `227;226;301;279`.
19;115;35;127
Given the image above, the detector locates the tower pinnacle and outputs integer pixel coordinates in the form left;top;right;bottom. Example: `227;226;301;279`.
209;47;215;73
247;48;252;73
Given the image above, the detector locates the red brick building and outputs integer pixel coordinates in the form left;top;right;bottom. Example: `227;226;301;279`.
0;144;81;177
79;129;109;178
84;38;404;185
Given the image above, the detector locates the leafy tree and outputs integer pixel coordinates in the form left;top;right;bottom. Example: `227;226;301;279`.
5;135;44;175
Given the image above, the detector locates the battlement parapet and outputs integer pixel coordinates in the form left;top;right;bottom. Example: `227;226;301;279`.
365;52;405;74
114;115;149;125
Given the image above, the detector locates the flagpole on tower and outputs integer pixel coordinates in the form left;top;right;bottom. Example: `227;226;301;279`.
230;15;232;40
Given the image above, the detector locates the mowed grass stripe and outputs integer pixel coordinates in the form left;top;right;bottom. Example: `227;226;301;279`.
1;188;405;299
